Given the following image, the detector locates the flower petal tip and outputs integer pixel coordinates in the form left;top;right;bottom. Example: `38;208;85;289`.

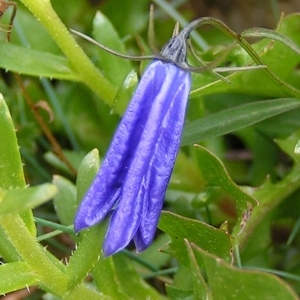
73;220;85;233
103;242;121;257
74;212;91;233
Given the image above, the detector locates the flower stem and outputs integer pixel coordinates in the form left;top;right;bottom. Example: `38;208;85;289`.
18;0;116;105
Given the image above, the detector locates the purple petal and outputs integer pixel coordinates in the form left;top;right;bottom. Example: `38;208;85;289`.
74;185;121;232
75;60;167;231
103;176;146;256
104;61;190;255
75;59;191;256
134;66;191;251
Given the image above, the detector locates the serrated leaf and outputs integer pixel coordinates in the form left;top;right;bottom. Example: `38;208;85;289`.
191;243;298;300
0;262;38;294
66;224;106;289
0;95;35;234
181;98;300;146
0;42;79;80
66;149;104;288
185;240;212;300
92;254;163;299
194;146;257;233
158;211;231;267
0;94;26;190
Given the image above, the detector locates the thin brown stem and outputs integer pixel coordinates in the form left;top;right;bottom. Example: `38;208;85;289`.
14;74;77;176
0;0;17;42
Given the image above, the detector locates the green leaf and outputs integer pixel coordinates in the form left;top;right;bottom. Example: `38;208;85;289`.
241;27;300;55
185;240;212;300
92;11;132;86
194;146;257;233
52;175;77;226
0;227;20;261
181;98;300;146
133;233;171;271
92;256;129;299
66;224;106;289
92;254;163;299
0;184;57;215
0;94;26;189
255;108;300;138
63;285;110;300
172;265;194;291
170;151;204;192
66;149;103;288
275;130;300;162
191;243;298;300
102;0;149;36
76;149;100;206
0;262;38;294
111;70;138;115
165;285;194;300
44;150;84;176
0;95;35;234
0;42;79;81
158;211;231;267
9;6;61;53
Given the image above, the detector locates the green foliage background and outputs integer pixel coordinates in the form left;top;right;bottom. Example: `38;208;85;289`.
0;0;300;299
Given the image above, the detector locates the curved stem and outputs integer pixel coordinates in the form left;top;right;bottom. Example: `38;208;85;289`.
70;29;155;61
181;17;300;97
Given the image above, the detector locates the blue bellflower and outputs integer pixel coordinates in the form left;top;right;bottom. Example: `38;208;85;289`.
75;24;193;256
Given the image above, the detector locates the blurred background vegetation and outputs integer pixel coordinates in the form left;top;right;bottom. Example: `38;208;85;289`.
1;0;300;299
